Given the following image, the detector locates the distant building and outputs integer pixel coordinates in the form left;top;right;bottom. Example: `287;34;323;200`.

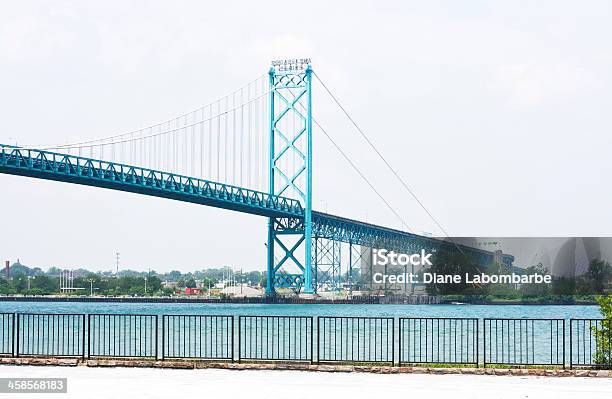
184;287;201;295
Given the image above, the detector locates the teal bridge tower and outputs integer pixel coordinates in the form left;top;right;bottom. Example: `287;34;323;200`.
267;60;314;295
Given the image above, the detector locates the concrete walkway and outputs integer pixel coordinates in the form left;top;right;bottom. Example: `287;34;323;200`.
1;365;611;399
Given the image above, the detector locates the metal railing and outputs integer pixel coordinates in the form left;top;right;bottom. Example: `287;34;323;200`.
0;313;14;357
88;314;157;359
1;312;610;369
483;318;565;367
16;313;85;358
317;316;394;364
399;318;478;366
239;316;313;362
570;319;611;369
162;315;233;361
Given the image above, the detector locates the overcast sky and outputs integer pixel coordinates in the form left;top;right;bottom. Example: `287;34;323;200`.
1;1;611;272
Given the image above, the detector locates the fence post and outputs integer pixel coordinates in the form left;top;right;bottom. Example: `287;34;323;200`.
391;318;395;366
482;319;487;368
237;316;241;364
310;317;313;364
15;314;19;358
398;319;402;367
11;313;16;358
316;316;320;364
87;315;91;360
154;315;158;360
476;319;479;368
161;315;165;361
231;316;235;363
569;319;573;370
81;315;86;361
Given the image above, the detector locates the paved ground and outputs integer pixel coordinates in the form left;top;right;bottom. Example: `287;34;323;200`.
1;365;611;399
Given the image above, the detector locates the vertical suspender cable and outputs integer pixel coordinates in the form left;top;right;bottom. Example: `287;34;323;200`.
216;100;220;181
208;105;212;179
200;108;204;179
240;87;244;186
191;113;195;176
255;80;260;191
224;96;228;182
233;92;236;184
245;84;249;187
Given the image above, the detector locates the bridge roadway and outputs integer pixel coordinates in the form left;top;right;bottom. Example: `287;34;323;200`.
0;145;509;265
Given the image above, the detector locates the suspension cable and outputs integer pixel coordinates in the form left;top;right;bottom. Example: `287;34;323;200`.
18;74;267;150
314;71;454;239
18;91;268;151
313;117;414;233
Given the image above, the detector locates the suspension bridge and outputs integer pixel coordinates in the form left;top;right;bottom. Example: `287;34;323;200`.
0;59;511;296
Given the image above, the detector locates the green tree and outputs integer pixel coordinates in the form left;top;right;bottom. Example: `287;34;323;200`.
424;250;486;295
520;263;551;297
552;276;576;296
594;295;612;366
167;270;182;281
12;273;28;293
146;275;162;293
0;278;15;295
586;259;612;294
31;275;58;294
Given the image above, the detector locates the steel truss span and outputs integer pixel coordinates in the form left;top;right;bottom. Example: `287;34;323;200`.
0;62;514;294
0;145;509;289
311;212;512;267
0;145;303;218
0;145;509;280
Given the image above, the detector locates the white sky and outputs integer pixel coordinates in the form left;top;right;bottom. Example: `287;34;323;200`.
1;1;611;272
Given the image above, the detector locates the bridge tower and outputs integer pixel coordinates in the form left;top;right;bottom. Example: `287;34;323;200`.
266;59;314;296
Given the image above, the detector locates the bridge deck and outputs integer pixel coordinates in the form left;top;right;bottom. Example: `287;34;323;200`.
0;146;303;219
312;211;512;266
0;145;509;266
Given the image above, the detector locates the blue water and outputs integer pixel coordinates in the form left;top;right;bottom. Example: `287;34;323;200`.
0;301;602;320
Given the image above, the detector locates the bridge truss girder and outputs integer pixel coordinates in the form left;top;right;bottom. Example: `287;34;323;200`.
0;146;303;218
313;237;342;293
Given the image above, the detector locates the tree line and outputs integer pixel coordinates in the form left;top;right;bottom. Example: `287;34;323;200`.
0;262;266;296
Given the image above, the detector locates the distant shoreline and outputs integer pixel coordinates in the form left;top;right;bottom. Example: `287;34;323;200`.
0;296;598;305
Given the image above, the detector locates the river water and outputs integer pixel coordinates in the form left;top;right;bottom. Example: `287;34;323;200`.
0;301;602;319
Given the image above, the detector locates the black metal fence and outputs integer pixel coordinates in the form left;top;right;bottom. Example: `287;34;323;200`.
239;316;312;362
483;318;565;367
88;314;157;359
399;318;478;366
163;315;233;361
0;313;609;369
318;317;394;364
16;314;85;358
570;319;612;369
0;313;14;356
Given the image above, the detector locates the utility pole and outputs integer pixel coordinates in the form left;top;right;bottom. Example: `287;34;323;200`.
144;276;147;295
88;278;94;296
115;252;120;275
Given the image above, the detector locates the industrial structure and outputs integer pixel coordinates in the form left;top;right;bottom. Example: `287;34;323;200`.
0;60;513;297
